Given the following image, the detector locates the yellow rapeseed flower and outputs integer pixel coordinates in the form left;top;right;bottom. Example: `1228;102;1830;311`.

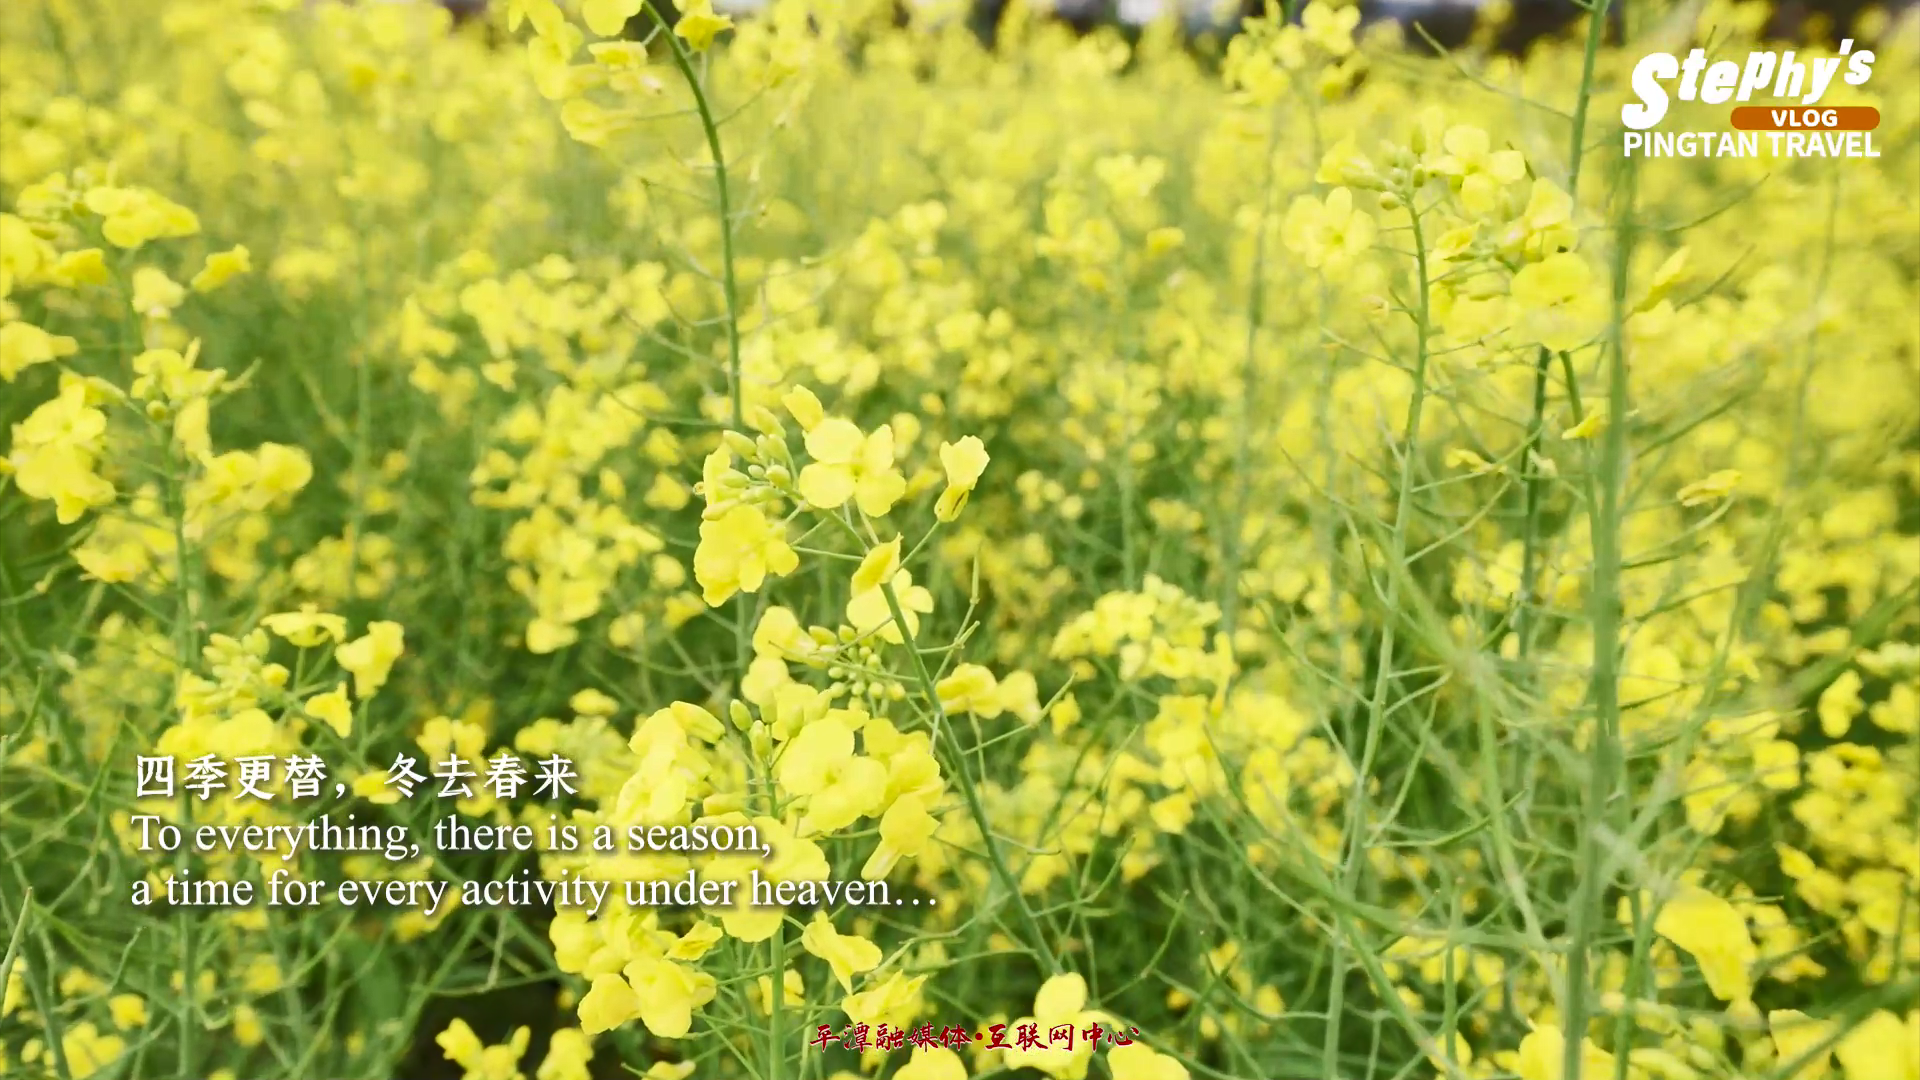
674;0;732;52
190;245;251;292
798;418;908;517
1654;886;1758;1004
693;503;799;606
335;620;405;697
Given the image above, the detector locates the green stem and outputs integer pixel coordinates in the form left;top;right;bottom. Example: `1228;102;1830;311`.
26;931;74;1080
645;11;770;1071
0;888;30;1019
160;425;201;1080
1563;0;1611;196
1513;343;1556;658
1220;105;1285;645
648;0;744;429
768;917;787;1080
1561;149;1637;1080
1323;189;1436;1074
1514;0;1613;662
877;579;1058;976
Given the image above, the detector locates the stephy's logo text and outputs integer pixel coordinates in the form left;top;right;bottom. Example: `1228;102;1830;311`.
1620;42;1881;159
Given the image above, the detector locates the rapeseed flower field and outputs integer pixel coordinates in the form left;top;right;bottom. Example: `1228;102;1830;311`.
1;0;1916;1078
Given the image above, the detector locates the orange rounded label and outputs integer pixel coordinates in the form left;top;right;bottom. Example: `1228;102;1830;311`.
1730;106;1880;131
